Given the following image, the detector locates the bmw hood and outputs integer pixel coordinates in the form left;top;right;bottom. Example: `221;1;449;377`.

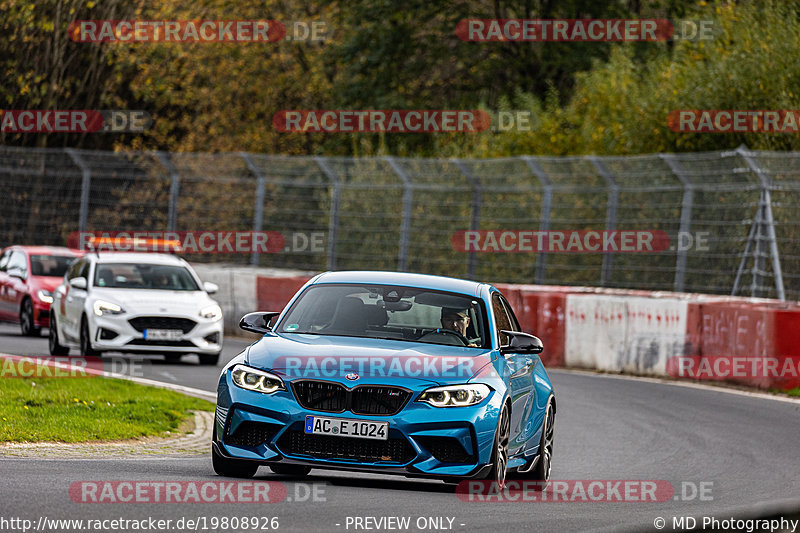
245;333;496;387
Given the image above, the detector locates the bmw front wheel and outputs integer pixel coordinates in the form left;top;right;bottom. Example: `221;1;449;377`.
481;403;510;489
211;427;259;478
530;398;554;486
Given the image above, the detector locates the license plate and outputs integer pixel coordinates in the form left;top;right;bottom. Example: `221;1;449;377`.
143;329;183;341
304;415;388;440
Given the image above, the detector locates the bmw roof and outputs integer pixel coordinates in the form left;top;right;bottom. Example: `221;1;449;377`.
310;271;491;297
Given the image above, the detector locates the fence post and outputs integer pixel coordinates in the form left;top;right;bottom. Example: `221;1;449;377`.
660;153;694;293
240;153;266;267
65;149;91;234
732;210;757;297
315;157;340;271
155;151;180;233
385;157;413;272
452;159;482;280
750;196;767;298
736;146;785;300
522;156;553;284
588;156;618;287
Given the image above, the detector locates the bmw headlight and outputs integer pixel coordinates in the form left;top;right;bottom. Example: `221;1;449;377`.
199;304;223;320
417;384;491;407
93;300;125;316
36;290;54;304
231;364;285;394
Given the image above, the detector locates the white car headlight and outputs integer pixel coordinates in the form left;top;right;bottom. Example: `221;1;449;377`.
36;290;54;304
93;300;125;316
231;365;285;394
199;304;222;320
417;384;491;407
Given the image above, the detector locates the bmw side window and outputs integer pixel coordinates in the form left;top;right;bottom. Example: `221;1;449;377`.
0;250;9;272
500;296;521;332
492;293;512;347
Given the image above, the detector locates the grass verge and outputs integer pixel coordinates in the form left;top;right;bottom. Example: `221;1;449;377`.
0;366;213;443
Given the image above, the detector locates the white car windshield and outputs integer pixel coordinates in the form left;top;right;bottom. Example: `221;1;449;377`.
278;284;489;348
93;263;199;291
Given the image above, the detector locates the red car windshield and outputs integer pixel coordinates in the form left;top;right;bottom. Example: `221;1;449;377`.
29;255;75;277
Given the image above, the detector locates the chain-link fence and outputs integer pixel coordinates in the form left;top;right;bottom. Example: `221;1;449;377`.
0;145;797;301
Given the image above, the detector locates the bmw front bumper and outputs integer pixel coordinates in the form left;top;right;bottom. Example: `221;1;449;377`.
214;370;503;479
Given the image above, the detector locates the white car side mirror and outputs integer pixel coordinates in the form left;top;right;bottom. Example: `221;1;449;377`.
69;277;87;290
203;281;219;294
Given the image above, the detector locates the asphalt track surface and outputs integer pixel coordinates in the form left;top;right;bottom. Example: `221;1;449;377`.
1;323;799;533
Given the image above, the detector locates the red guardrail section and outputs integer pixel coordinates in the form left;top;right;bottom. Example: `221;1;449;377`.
685;301;800;389
255;275;312;313
496;284;568;368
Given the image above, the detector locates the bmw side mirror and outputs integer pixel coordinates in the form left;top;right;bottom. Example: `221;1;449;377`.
239;311;281;334
500;330;544;354
203;281;219;294
69;277;87;290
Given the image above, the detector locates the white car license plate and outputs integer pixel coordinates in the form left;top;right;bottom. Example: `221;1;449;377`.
304;415;388;440
143;329;183;341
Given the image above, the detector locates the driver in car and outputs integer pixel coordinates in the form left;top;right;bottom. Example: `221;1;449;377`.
440;307;478;347
151;271;171;289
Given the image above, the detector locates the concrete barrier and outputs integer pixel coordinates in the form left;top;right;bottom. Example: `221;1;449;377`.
192;265;800;390
564;294;688;374
190;264;312;332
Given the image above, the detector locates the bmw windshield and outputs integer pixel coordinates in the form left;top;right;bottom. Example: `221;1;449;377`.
278;284;489;348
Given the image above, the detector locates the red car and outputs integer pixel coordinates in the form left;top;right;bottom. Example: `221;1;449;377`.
0;246;83;336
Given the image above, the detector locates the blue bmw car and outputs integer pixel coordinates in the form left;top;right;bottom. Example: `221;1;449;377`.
212;271;555;487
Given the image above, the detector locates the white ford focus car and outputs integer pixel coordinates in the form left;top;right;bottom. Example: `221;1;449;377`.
49;252;223;364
